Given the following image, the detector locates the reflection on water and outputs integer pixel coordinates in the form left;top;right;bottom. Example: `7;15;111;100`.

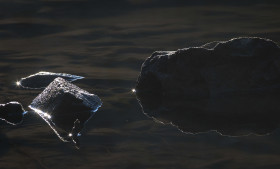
15;81;20;86
0;0;280;168
137;92;280;136
131;88;136;93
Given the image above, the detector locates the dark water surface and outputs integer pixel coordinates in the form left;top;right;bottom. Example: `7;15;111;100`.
1;1;280;169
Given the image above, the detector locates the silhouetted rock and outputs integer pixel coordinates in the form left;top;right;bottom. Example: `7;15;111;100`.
29;77;102;146
18;71;84;89
0;102;26;125
136;37;280;98
136;37;280;135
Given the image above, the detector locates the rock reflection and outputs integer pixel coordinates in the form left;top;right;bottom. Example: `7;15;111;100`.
18;71;84;89
29;77;102;147
136;92;280;136
0;102;26;125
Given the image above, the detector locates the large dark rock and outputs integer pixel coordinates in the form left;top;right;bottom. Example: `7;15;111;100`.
136;37;280;135
0;102;26;125
136;37;280;99
29;77;102;147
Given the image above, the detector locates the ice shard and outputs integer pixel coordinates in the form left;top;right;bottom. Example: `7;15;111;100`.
29;77;102;147
18;71;84;89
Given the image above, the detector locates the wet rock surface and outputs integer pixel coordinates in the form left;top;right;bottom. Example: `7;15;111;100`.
29;77;102;147
136;37;280;98
0;102;26;125
18;71;84;89
136;37;280;135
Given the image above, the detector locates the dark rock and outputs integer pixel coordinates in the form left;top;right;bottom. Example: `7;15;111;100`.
136;37;280;99
18;71;84;89
136;37;280;135
0;102;26;125
29;77;102;146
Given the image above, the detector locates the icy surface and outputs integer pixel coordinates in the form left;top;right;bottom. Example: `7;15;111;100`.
29;77;102;146
18;71;84;89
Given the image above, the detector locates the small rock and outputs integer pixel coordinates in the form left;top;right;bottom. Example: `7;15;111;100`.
18;71;84;89
0;102;26;125
29;77;102;145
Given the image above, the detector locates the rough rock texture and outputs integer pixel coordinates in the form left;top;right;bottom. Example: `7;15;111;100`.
0;102;25;125
19;71;84;89
29;77;102;146
136;37;280;99
136;37;280;135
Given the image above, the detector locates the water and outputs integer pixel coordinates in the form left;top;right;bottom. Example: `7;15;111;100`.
0;1;280;168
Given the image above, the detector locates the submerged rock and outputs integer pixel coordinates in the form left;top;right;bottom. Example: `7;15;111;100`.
136;37;280;135
0;102;26;125
136;37;280;98
29;77;102;147
18;71;84;89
